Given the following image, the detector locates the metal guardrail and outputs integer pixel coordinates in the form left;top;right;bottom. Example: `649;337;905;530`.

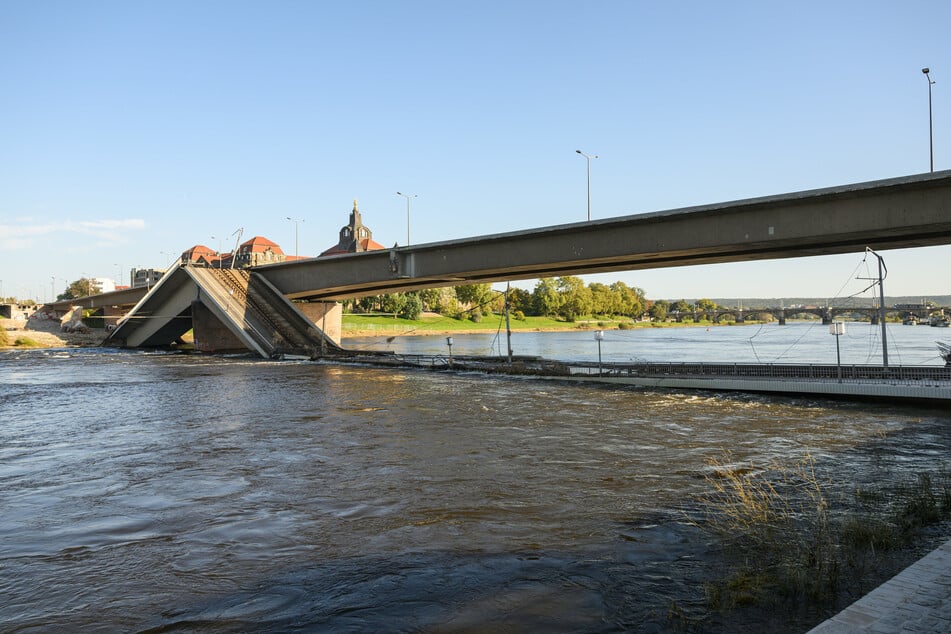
566;362;951;384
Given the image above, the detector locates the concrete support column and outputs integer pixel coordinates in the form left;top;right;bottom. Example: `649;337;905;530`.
297;301;342;346
192;301;246;353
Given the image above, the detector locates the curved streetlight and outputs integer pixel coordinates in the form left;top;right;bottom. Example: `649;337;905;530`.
396;192;416;245
922;68;935;173
286;217;304;258
576;149;598;221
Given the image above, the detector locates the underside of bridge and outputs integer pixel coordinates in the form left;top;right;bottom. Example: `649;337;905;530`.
101;170;951;359
103;264;342;358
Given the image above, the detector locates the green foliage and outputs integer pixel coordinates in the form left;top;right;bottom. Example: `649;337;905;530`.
455;283;492;308
512;310;525;321
555;276;592;321
506;288;533;315
401;292;423;321
531;278;561;317
0;328;8;347
379;292;407;316
57;277;100;301
610;281;645;317
649;299;669;321
13;336;43;348
672;299;692;313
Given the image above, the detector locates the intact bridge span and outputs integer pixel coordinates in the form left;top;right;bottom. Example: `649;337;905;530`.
98;170;951;357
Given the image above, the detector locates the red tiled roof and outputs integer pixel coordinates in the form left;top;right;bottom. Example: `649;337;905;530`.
240;236;284;254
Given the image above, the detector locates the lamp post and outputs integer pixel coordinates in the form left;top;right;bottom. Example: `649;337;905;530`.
396;192;416;245
211;236;224;267
594;330;604;376
922;68;935;173
829;321;845;383
576;149;598;221
285;217;304;258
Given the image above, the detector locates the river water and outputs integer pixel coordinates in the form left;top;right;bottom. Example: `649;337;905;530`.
1;325;949;632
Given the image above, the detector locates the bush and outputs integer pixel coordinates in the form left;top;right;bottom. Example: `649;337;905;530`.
513;310;526;321
0;328;8;347
469;308;482;323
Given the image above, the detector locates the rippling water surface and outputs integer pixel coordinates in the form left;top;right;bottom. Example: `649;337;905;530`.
1;339;949;631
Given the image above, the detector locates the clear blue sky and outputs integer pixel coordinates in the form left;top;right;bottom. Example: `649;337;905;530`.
2;1;949;303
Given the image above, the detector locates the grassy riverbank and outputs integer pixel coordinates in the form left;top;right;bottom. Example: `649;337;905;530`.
341;313;747;337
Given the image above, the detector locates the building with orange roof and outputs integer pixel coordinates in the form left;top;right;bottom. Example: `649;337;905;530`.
319;199;386;257
180;244;220;267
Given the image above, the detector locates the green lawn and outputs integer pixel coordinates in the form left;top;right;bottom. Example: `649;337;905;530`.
342;313;668;335
341;313;777;336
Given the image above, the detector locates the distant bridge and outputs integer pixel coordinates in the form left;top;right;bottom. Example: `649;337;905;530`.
669;305;951;325
86;170;951;356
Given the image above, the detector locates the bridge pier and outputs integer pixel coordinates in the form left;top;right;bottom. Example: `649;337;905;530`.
192;301;248;353
297;301;342;347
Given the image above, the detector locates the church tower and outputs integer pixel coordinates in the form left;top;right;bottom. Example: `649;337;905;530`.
319;199;386;257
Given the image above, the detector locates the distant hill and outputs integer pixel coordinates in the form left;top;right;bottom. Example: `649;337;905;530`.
660;296;951;308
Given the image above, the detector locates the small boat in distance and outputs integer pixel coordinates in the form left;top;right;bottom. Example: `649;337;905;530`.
938;341;951;366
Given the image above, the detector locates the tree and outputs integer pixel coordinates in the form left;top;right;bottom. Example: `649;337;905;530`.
672;299;692;314
649;299;669;321
611;281;645;317
455;283;492;309
57;278;99;301
379;292;407;317
531;278;561;317
401;292;423;320
588;282;618;315
506;287;533;315
695;298;718;311
556;276;592;322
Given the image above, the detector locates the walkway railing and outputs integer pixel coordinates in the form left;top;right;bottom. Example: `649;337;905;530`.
566;361;951;385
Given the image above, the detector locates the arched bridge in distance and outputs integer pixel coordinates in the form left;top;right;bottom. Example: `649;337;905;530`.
101;170;951;357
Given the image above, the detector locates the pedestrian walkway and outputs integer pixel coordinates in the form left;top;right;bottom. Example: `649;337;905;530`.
807;538;951;633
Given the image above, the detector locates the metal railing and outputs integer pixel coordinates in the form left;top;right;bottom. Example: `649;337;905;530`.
566;362;951;385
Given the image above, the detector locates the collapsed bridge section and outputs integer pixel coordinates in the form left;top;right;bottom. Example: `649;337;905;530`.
103;264;341;358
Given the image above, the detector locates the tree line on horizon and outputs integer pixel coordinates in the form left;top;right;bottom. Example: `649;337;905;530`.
343;276;721;323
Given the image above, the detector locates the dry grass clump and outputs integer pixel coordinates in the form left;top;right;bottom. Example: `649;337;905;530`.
691;453;951;618
695;454;836;609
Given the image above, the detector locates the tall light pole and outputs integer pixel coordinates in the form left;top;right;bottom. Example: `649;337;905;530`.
211;236;223;267
576;149;598;221
396;192;416;245
285;217;304;258
922;68;935;173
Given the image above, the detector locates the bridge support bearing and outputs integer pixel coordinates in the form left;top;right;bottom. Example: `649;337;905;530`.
191;301;248;353
297;301;342;347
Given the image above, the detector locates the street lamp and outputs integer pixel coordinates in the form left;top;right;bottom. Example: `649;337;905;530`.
285;217;304;258
396;192;416;245
922;68;935;173
576;149;598;221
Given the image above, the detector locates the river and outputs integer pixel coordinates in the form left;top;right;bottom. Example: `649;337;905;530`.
1;324;949;632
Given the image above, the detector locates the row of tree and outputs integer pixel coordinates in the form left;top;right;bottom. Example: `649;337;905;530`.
345;276;723;322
